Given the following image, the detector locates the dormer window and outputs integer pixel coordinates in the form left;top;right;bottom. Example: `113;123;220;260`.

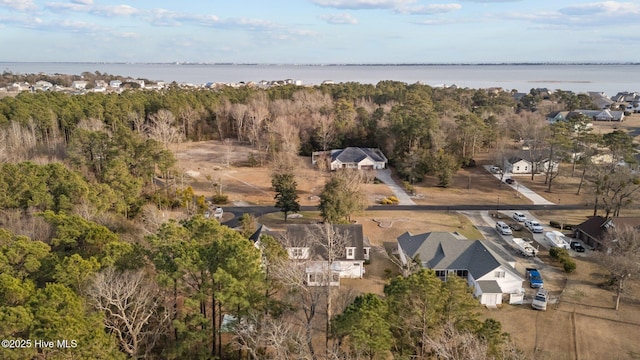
346;247;355;259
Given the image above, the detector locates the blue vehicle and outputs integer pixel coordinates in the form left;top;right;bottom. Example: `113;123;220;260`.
526;268;544;288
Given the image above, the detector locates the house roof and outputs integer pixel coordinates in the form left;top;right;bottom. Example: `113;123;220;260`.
283;224;366;261
569;109;624;121
331;147;387;164
574;216;607;240
575;216;640;243
477;280;502;294
507;150;552;164
397;232;521;280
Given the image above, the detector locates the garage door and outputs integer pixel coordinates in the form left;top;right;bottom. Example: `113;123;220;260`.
483;293;498;306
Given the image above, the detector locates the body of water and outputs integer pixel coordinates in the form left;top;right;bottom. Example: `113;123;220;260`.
2;62;639;96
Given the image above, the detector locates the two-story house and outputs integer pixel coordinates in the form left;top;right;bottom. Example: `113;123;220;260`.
252;223;371;286
396;231;524;306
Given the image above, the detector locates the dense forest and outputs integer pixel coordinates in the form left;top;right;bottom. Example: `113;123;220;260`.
0;76;636;359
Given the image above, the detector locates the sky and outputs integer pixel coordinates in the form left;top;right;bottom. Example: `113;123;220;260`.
1;0;640;64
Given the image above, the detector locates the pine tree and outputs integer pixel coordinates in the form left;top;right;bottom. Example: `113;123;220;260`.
271;172;300;222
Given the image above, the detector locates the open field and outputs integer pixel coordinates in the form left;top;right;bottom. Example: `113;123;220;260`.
172;113;640;359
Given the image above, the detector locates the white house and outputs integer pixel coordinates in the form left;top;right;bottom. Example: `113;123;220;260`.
260;224;371;286
71;80;88;90
396;231;524;306
312;147;387;171
504;151;558;175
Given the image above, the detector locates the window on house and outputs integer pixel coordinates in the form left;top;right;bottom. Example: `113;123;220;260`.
346;248;355;259
332;273;340;282
525;166;529;171
516;166;520;171
494;271;505;278
291;248;304;258
308;273;317;284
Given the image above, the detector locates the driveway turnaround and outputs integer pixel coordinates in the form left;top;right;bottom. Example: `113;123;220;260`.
375;169;416;205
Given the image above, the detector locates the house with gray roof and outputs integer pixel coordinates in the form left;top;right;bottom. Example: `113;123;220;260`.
255;224;371;286
312;147;387;171
569;109;624;122
397;231;524;306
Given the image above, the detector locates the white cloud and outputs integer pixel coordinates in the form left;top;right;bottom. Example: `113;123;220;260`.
319;13;358;24
311;0;416;10
559;1;640;16
396;4;462;15
91;5;141;17
458;0;521;2
0;0;37;11
71;0;93;4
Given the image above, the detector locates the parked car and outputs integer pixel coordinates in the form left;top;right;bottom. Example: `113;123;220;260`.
505;178;515;185
525;220;544;233
490;165;502;174
214;207;224;219
495;221;513;235
571;241;586;252
531;288;549;311
512;212;526;222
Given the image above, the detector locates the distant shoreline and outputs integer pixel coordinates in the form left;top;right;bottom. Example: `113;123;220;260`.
2;61;640;67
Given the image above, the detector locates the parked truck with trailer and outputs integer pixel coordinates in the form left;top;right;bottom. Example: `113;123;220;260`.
512;237;538;257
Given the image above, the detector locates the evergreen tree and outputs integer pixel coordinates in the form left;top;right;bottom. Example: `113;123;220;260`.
271;172;300;222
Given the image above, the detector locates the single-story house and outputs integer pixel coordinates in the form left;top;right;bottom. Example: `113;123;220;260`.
396;231;524;306
504;151;558;175
588;92;614;109
312;147;388;171
505;157;532;174
573;216;640;250
254;224;371;286
569;109;624;122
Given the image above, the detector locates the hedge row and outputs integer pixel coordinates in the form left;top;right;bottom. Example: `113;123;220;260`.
549;247;577;273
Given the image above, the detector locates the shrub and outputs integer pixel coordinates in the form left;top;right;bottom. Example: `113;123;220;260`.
380;196;399;205
549;247;569;259
549;220;575;230
402;181;415;195
563;259;577;273
211;194;229;204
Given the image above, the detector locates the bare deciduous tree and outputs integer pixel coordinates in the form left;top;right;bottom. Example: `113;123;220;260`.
233;313;312;360
595;225;640;310
86;268;170;358
425;322;489;360
146;109;183;149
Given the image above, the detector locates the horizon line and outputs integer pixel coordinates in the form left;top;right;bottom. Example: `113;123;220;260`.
2;61;640;66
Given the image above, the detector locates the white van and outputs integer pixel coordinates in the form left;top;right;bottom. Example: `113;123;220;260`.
495;221;512;235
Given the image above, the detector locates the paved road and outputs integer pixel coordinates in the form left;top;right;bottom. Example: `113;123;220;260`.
221;203;590;228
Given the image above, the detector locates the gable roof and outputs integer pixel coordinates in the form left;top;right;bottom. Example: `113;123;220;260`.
397;232;519;280
331;147;387;164
283;224;365;261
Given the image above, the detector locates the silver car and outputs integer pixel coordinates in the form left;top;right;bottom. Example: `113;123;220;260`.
525;220;544;233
